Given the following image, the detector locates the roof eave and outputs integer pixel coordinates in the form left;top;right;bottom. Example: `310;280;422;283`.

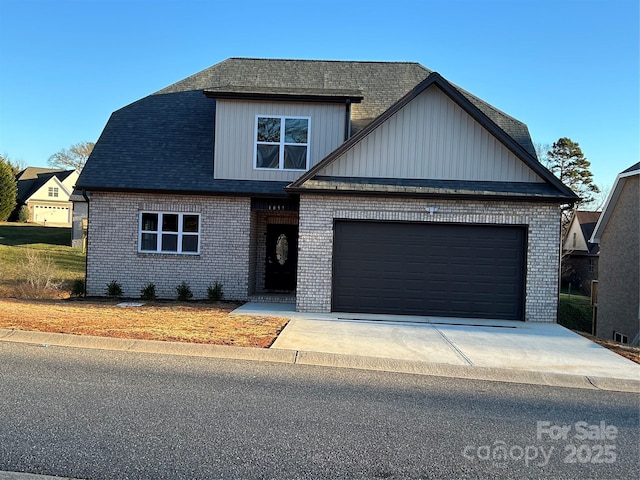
204;90;363;104
590;167;640;243
285;185;574;203
75;185;293;198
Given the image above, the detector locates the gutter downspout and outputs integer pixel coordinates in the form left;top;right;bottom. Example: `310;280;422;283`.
81;189;90;297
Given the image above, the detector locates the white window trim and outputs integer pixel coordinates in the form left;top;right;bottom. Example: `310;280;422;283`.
138;211;200;255
254;115;311;171
613;331;628;344
48;187;59;198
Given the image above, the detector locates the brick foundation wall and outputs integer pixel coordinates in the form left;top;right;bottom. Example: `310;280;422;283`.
86;193;250;300
297;195;561;322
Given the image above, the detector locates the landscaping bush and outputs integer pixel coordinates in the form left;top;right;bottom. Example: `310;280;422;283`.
207;281;223;302
140;283;156;301
557;298;593;333
176;281;193;301
70;279;85;297
17;205;29;223
106;280;123;298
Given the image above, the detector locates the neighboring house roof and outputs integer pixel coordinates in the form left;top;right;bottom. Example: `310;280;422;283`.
563;210;601;254
77;58;544;195
591;162;640;243
15;168;77;203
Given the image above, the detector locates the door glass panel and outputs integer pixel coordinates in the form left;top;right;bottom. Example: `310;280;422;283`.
276;233;288;265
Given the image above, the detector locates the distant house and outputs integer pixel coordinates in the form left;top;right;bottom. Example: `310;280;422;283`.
591;162;639;345
77;58;578;321
561;211;600;294
15;167;79;227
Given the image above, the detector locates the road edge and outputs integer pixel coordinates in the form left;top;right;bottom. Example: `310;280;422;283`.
1;328;638;393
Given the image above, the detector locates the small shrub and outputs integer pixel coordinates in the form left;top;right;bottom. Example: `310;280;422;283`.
70;279;85;297
17;205;29;223
176;281;193;301
207;281;223;302
140;282;156;300
15;249;62;299
106;280;123;298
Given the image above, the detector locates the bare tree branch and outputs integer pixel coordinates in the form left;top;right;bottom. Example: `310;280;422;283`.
47;141;95;171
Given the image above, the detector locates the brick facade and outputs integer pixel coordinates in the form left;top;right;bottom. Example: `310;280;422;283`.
596;176;639;342
87;192;251;300
297;195;561;322
87;192;562;323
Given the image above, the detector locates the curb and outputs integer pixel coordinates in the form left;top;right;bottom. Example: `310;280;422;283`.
1;328;638;393
0;472;77;480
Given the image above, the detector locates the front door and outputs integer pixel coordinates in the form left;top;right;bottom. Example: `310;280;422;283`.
265;224;298;290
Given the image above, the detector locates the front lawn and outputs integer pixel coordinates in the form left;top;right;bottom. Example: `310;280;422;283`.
0;222;85;297
0;299;288;348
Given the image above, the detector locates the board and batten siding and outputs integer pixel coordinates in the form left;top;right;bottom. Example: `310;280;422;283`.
214;99;346;182
321;86;543;182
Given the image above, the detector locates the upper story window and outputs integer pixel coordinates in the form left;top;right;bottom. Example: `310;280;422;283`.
48;187;59;198
139;212;200;255
255;116;310;171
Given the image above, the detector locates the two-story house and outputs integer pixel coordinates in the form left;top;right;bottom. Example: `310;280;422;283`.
15;167;79;226
561;210;600;295
76;58;577;322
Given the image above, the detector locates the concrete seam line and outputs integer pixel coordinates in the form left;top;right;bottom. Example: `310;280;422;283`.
432;325;474;365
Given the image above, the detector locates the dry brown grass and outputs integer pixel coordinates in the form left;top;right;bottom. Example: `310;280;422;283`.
0;298;288;348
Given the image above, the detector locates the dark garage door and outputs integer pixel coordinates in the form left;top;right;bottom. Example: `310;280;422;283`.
332;221;526;320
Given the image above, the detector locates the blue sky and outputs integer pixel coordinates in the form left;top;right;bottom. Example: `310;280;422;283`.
0;0;637;192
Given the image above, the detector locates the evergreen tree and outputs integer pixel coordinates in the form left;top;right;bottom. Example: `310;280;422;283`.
0;155;18;221
546;137;600;207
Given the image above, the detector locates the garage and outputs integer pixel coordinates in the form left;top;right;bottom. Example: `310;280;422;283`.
332;220;526;320
33;204;71;225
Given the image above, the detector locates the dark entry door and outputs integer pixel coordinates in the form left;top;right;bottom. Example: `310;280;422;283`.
265;224;298;290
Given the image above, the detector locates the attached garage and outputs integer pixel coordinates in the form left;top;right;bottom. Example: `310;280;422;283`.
332;220;526;321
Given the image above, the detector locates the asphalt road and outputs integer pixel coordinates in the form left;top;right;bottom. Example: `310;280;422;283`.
0;341;638;480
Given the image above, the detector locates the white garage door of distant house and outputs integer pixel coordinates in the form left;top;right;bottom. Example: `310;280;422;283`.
33;205;71;224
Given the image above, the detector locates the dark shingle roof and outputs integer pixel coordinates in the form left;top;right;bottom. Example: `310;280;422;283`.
77;58;541;194
575;211;601;254
16;168;75;203
621;162;640;174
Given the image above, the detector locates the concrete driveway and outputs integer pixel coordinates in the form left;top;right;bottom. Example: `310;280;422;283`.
234;302;640;391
